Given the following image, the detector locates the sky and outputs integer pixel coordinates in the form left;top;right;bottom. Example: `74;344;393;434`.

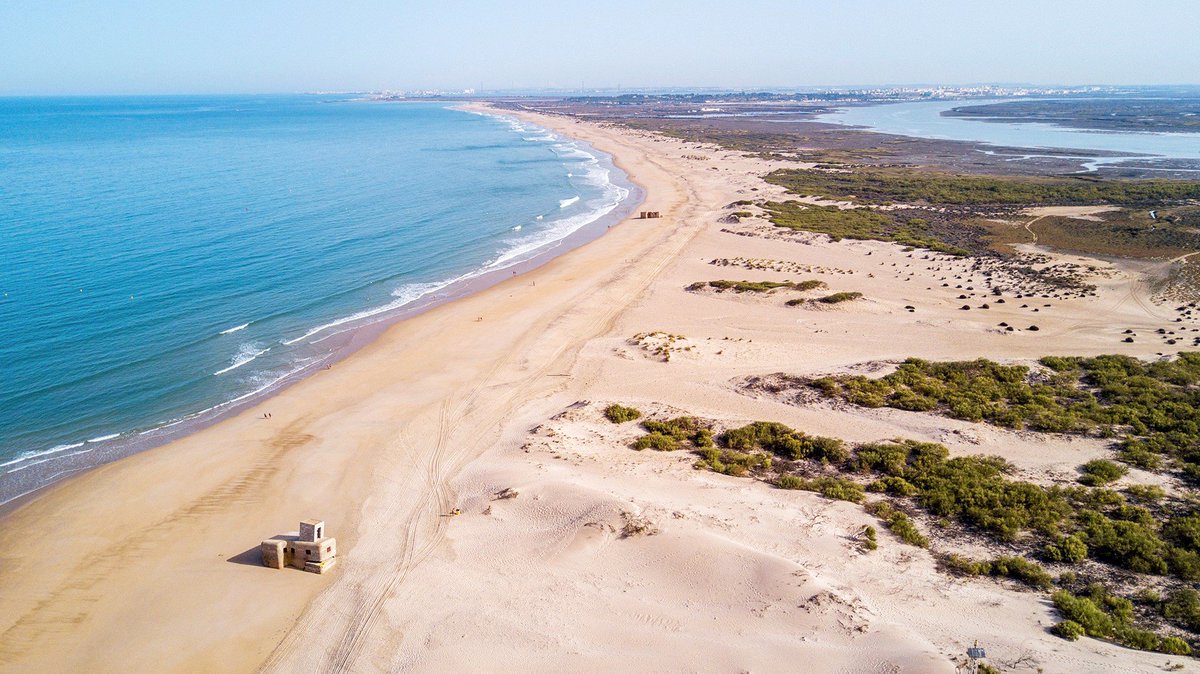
1;0;1198;95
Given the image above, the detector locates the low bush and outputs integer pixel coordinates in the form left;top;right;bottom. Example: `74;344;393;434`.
867;475;918;496
1053;589;1118;638
776;475;865;503
1160;636;1193;656
812;354;1200;481
1124;484;1165;502
721;422;847;463
761;198;971;255
1050;585;1188;653
1079;459;1128;486
984;556;1054;590
695;447;771;477
817;291;864;304
1079;511;1169;575
940;554;1052;589
1163;588;1200;632
633;432;680;451
604;403;642;424
690;279;826;294
863;525;878;551
1053;620;1086;641
636;416;711;450
867;501;928;547
1044;534;1089;564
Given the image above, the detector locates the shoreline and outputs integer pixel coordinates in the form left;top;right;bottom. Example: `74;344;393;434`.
0;103;687;671
0;104;643;510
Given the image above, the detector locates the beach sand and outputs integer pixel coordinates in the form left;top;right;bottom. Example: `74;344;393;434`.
0;105;1192;672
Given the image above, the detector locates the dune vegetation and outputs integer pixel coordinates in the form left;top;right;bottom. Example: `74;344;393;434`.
765;168;1200;207
686;279;826;293
615;395;1200;655
809;354;1200;480
763;201;971;256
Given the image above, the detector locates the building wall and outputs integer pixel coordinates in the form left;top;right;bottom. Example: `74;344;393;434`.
284;538;336;570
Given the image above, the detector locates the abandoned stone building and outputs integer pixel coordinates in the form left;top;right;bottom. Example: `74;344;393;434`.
261;519;337;574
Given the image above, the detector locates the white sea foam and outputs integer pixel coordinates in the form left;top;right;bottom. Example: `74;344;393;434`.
491;180;629;270
282;279;458;346
511;225;522;231
6;457;55;474
477;118;632;270
0;442;84;468
219;323;249;335
87;433;120;443
190;358;327;420
213;343;269;376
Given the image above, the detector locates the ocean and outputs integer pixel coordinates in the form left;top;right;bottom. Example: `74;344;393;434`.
0;95;636;503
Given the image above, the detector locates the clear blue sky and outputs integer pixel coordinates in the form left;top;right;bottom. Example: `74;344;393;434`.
1;0;1197;95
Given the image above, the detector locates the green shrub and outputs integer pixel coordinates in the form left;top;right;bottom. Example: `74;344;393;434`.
694;279;829;294
912;455;1069;542
850;439;1071;543
1164;514;1200;552
851;439;947;476
721;422;846;463
776;475;864;503
1079;511;1169;575
604;403;642;424
863;525;878;551
817;291;864;304
703;279;798;293
1079;459;1128;486
940;554;1051;589
765;166;1200;207
761;197;971;255
1044;534;1089;564
810;355;1200;471
1053;589;1116;637
633;432;680;451
695;447;771;476
979;556;1054;590
867;501;928;547
1163;588;1200;632
1159;636;1193;655
776;474;806;490
1115;626;1161;651
1124;484;1165;502
1052;620;1086;641
867;476;918;496
940;553;980;576
636;416;711;450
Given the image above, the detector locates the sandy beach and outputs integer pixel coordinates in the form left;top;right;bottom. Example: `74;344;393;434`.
1;104;1194;673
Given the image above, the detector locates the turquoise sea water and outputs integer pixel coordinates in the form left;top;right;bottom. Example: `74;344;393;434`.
0;95;633;501
818;99;1200;167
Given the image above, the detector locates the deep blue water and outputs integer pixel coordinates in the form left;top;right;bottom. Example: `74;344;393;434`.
0;95;629;494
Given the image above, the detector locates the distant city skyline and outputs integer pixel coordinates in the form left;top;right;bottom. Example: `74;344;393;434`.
1;0;1198;95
